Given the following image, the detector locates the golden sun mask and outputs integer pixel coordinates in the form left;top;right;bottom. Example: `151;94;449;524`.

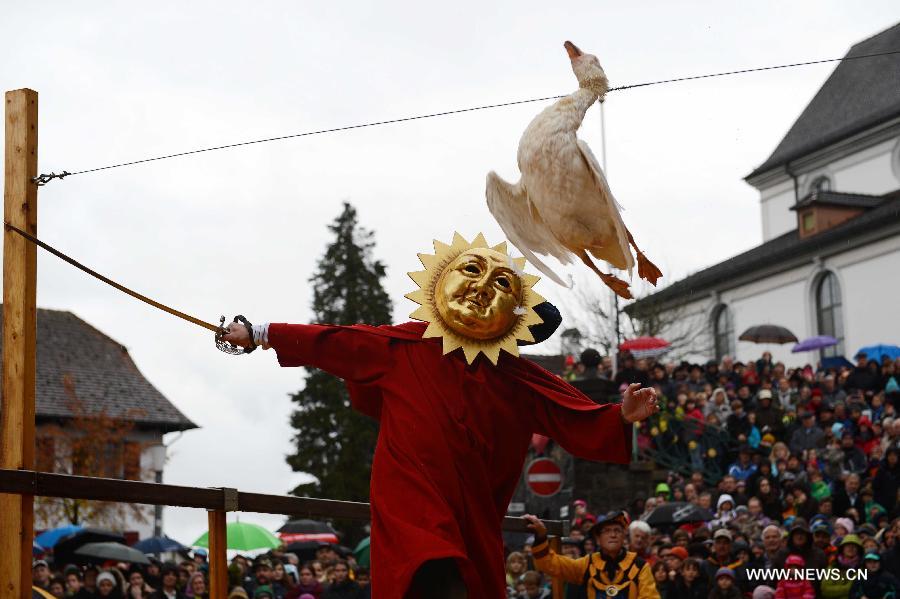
406;233;544;365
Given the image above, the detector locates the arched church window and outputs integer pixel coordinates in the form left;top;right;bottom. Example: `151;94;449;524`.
712;304;734;361
816;271;844;358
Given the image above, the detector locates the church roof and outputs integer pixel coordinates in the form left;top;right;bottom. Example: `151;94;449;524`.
746;22;900;180
0;308;197;432
790;190;885;211
626;193;900;314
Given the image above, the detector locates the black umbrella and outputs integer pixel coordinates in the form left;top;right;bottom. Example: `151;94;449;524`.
284;541;353;562
75;542;150;565
132;536;188;554
284;540;334;562
642;502;714;526
738;325;798;344
52;528;125;566
277;519;338;535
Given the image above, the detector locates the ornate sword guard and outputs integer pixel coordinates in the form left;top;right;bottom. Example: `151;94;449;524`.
215;315;257;355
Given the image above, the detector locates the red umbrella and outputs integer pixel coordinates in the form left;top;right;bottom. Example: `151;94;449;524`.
619;337;670;351
619;337;670;358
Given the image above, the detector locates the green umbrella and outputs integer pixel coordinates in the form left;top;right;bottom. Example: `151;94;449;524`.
192;521;281;552
353;536;370;569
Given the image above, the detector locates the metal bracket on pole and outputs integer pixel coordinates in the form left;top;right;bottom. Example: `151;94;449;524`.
221;487;239;512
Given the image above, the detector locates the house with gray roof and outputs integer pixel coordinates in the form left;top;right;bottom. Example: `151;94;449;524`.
1;307;196;541
626;22;900;366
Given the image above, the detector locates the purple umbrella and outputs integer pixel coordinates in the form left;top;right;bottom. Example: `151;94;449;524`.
792;335;838;353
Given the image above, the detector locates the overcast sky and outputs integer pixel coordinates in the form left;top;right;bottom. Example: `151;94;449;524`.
3;1;898;544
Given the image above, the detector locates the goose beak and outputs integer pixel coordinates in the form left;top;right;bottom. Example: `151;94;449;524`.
564;41;583;59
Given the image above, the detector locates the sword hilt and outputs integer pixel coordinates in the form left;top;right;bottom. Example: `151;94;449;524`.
216;315;257;355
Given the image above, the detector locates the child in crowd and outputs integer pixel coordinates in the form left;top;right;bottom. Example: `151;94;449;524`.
774;555;814;599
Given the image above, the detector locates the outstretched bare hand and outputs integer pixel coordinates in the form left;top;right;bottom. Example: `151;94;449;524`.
621;383;659;423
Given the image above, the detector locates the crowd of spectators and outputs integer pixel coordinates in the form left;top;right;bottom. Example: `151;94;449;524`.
503;348;899;598
30;349;900;599
31;545;370;599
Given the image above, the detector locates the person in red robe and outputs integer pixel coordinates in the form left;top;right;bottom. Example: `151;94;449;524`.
222;234;658;598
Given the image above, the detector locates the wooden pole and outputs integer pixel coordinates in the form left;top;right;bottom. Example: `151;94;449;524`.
549;536;564;599
208;510;228;599
1;88;39;599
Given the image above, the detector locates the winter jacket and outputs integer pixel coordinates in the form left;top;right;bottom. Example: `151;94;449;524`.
850;569;899;599
873;460;900;509
321;580;362;599
819;566;855;599
774;579;814;599
789;426;824;455
532;541;660;599
664;577;707;599
707;585;742;599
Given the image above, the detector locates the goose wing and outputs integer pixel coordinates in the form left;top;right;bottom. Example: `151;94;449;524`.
485;171;572;287
576;139;634;273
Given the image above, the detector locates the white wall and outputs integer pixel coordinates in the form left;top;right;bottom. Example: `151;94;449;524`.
650;232;900;369
728;274;809;367
829;137;900;195
34;427;162;540
757;135;900;243
828;235;900;357
760;180;796;242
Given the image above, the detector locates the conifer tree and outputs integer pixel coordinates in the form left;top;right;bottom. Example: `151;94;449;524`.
286;202;392;525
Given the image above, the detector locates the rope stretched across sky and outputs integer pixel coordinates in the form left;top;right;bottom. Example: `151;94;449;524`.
32;48;900;186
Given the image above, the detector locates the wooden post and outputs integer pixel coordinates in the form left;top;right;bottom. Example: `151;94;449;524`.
1;88;39;599
208;510;228;599
549;536;563;599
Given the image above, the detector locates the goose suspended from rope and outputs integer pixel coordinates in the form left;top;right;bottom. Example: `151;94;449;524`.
486;40;661;299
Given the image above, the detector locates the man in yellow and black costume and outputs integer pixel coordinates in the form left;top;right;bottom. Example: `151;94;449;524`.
524;511;659;599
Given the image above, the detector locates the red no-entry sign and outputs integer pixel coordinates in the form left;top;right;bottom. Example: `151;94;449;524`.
526;458;563;497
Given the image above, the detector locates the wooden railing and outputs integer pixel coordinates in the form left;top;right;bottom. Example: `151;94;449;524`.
0;468;569;598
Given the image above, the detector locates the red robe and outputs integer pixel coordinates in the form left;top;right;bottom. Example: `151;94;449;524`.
267;321;632;598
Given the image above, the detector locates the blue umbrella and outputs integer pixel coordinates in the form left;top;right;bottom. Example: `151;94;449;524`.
792;335;838;353
35;525;83;549
132;536;188;554
33;541;44;556
855;344;900;362
822;356;854;370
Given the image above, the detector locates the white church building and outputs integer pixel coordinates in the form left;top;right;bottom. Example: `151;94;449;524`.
626;22;900;367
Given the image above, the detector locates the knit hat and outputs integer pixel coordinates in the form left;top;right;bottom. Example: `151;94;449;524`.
96;572;117;587
717;494;735;510
811;521;831;534
752;587;775;599
715;568;736;580
253;586;274;599
670;546;689;561
835;518;855;534
831;422;844;436
785;554;805;567
228;589;249;599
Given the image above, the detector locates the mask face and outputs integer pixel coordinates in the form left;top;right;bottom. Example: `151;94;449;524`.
434;248;523;340
407;233;544;364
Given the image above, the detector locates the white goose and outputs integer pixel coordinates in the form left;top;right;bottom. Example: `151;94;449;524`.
486;40;661;299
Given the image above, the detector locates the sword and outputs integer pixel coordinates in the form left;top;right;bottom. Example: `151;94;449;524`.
4;222;255;355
